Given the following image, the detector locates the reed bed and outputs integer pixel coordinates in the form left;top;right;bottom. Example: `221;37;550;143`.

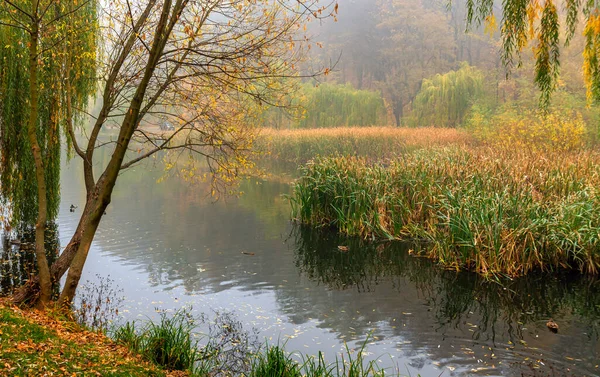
290;146;600;276
257;127;473;163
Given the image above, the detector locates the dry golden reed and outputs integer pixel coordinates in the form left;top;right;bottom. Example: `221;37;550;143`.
256;127;474;163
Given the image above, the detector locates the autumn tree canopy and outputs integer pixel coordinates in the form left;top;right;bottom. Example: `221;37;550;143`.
7;0;336;307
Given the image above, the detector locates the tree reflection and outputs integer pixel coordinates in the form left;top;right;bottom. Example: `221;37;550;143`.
0;222;60;298
291;224;600;345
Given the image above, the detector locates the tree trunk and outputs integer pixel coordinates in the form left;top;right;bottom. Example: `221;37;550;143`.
27;21;52;306
393;102;403;127
11;210;87;306
58;202;104;306
57;113;143;308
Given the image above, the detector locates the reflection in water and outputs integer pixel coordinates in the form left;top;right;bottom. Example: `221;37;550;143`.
0;223;60;298
292;225;434;292
290;225;600;376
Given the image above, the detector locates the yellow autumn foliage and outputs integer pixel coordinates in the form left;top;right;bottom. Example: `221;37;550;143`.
471;110;586;152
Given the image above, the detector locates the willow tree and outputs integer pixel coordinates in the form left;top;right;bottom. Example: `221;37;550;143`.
375;0;457;126
296;83;386;128
260;82;386;129
409;64;483;127
12;0;336;307
463;1;600;107
0;1;98;305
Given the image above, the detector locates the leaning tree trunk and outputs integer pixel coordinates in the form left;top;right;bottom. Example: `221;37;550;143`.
57;96;144;306
58;198;106;306
27;22;52;306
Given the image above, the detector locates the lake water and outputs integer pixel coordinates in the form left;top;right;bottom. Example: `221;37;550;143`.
3;157;600;376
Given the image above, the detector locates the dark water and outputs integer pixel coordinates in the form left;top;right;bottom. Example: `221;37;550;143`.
2;157;600;376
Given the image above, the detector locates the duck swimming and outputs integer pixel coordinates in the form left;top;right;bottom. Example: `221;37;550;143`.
546;318;559;333
69;204;77;212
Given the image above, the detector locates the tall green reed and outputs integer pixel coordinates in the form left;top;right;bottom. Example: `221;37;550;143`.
290;147;600;276
250;339;401;377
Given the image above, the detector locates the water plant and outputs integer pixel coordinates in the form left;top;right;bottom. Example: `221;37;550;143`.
74;274;124;333
290;147;600;276
250;340;399;377
113;308;406;376
113;309;202;373
249;344;303;377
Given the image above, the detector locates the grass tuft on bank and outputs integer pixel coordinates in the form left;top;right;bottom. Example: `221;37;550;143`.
115;310;406;377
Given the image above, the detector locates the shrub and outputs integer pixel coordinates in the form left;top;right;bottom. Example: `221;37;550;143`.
468;108;587;152
74;274;124;333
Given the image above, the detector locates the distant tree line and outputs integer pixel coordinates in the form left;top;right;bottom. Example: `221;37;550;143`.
300;0;597;130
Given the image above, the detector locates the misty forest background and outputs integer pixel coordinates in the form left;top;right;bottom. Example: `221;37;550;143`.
261;0;597;141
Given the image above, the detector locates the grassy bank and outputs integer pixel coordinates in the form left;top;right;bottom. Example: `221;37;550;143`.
0;300;406;376
290;147;600;276
256;127;473;164
0;300;167;376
